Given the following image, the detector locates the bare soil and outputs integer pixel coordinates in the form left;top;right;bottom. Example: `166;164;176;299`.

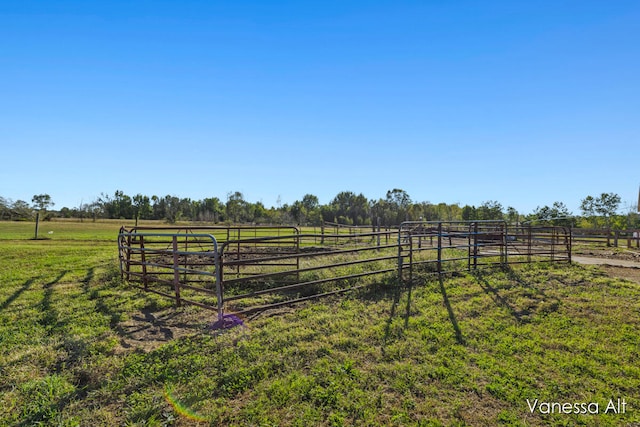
115;307;213;353
599;265;640;285
570;247;640;284
573;247;640;262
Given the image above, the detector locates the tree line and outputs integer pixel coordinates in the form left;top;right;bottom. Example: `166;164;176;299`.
1;190;637;229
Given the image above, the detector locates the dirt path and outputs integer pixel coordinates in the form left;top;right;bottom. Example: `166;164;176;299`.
572;255;640;285
572;256;640;268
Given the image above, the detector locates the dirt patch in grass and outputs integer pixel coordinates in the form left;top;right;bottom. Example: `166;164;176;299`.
115;307;212;353
600;265;640;285
574;247;640;262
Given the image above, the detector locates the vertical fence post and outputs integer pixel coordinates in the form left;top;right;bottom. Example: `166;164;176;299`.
527;226;532;264
473;223;479;270
126;233;132;281
437;222;442;274
172;236;181;307
409;230;414;283
215;248;224;322
140;235;148;290
502;222;508;266
568;227;572;264
397;226;404;282
467;224;472;272
34;212;40;239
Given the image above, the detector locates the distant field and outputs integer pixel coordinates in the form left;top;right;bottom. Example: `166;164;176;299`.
0;218;133;241
1;220;639;426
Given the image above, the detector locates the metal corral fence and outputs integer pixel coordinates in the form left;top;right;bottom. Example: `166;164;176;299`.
398;221;571;282
117;228;222;313
118;222;572;320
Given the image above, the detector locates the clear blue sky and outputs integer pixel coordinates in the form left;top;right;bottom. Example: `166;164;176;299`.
1;0;639;215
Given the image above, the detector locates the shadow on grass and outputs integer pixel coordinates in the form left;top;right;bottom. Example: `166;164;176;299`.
0;277;39;311
40;270;70;331
438;275;465;345
472;267;561;324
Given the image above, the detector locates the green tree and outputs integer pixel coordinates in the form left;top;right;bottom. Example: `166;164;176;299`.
0;197;11;220
506;206;519;224
476;200;503;220
580;193;621;228
197;197;224;222
226;191;248;223
461;205;476;221
31;194;54;212
133;194;152;221
328;191;370;225
529;202;573;226
12;200;33;220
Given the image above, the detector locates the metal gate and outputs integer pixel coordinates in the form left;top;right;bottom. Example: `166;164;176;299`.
118;228;223;318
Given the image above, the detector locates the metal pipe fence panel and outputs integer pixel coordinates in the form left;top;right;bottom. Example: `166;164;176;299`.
118;223;572;320
218;231;399;315
118;228;223;319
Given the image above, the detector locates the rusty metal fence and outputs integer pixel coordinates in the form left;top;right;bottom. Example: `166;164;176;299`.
117;229;222;313
398;221;571;282
118;223;572;319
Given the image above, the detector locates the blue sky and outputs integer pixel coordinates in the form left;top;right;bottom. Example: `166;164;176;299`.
1;0;639;214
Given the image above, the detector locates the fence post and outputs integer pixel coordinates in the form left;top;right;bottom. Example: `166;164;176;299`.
473;222;479;270
527;226;532;264
568;227;572;264
467;224;472;272
502;222;508;266
437;222;442;274
215;249;224;322
397;226;403;282
172;236;181;307
126;233;132;281
140;235;148;290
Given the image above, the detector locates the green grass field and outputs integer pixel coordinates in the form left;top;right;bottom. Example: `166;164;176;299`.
1;220;639;426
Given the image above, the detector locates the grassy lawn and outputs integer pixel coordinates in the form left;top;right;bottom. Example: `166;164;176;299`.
1;220;639;426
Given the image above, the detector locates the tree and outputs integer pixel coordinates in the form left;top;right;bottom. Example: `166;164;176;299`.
328;191;370;225
594;193;621;227
301;194;319;212
32;194;54;212
0;197;11;220
385;189;412;224
461;205;476;221
226;191;248;224
476;200;503;220
163;195;183;223
197;197;224;222
506;206;519;224
12;200;33;221
133;194;152;223
580;193;621;228
529;202;573;226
